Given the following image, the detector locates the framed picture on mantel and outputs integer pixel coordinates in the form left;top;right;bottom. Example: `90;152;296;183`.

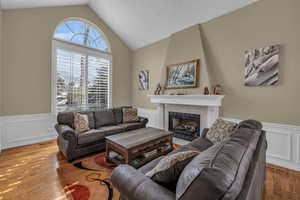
165;59;199;89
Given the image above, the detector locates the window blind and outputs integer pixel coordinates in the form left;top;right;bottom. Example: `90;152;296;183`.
56;48;111;112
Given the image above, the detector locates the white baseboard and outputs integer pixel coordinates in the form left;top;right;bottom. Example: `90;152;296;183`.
0;113;57;150
138;107;300;171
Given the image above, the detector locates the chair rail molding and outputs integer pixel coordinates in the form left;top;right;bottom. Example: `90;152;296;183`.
0;113;57;151
137;107;300;171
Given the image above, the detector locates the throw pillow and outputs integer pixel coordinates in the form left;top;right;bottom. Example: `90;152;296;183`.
74;113;90;133
206;118;237;144
145;151;199;184
122;107;139;123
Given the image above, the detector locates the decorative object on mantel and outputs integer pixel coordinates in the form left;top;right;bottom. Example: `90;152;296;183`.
244;44;279;86
213;85;222;95
154;83;162;95
165;59;199;89
203;86;210;95
138;70;149;90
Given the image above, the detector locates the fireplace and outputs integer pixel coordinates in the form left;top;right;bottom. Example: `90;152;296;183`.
168;112;200;141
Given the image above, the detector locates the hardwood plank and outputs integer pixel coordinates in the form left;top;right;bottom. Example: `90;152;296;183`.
0;140;299;200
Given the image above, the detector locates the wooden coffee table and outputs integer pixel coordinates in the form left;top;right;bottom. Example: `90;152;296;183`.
105;128;173;168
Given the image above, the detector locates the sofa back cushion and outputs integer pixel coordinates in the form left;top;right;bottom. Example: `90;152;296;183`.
176;123;262;200
57;111;74;128
94;109;116;128
57;111;95;129
112;106;132;124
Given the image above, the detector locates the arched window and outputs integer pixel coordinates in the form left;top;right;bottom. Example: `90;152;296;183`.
54;20;110;52
52;19;112;112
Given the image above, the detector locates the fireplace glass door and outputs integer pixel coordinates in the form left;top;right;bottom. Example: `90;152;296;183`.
168;112;200;141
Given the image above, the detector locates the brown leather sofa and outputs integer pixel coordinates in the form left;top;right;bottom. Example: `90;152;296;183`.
112;120;267;200
55;107;148;161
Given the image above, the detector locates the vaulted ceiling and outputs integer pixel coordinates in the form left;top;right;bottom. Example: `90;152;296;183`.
1;0;259;50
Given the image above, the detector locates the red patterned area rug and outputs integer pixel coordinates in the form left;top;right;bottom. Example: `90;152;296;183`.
73;152;116;171
58;152;119;200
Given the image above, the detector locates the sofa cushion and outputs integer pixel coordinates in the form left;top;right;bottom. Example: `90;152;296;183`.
237;119;263;130
74;113;90;133
77;129;106;145
97;125;124;136
176;126;262;200
122;107;139;123
94;109;116;128
57;111;95;129
118;122;143;131
112;106;132;124
188;138;213;152
57;111;74;128
206;119;237;144
113;108;123;124
146;151;199;184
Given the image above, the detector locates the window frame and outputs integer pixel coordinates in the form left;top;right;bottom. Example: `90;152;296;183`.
51;39;113;113
53;18;112;53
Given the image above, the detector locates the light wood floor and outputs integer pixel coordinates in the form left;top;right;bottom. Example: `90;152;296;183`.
0;140;299;200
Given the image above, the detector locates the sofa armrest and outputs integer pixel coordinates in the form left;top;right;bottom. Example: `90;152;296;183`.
55;124;79;141
112;165;175;200
138;116;149;126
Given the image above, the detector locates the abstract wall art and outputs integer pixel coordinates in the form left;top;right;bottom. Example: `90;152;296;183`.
138;70;149;90
244;45;279;86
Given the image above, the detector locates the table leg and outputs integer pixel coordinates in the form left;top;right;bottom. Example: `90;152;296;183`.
105;142;110;161
125;152;131;164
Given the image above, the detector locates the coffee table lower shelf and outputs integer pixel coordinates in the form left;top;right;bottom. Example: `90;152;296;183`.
107;147;173;168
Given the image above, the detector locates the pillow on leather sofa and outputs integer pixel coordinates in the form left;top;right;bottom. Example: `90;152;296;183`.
122;107;139;123
176;125;262;200
78;111;95;129
146;151;199;184
74;113;90;133
206;118;237;144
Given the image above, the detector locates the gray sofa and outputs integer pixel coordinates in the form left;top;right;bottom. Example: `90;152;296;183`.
112;120;267;200
55;107;148;161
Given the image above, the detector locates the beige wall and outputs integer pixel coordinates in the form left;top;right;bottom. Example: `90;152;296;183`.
132;0;300;126
2;5;132;116
162;25;212;95
132;38;170;109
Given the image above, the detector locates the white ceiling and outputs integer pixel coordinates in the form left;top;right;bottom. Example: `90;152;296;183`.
0;0;89;9
1;0;259;50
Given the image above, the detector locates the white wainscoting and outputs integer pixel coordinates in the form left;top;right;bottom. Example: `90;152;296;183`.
138;108;159;128
0;113;57;150
137;108;300;171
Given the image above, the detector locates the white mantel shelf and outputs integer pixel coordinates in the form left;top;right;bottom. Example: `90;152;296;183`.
148;95;225;107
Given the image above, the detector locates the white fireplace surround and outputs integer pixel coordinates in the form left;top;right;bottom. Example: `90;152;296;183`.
148;95;225;135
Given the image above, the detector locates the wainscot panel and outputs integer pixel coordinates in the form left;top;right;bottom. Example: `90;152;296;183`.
0;113;57;150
